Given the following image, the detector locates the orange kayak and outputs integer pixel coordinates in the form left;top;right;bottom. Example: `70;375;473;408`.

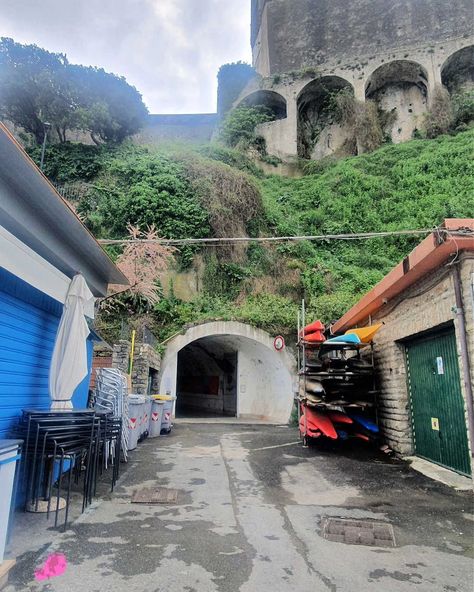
345;323;383;343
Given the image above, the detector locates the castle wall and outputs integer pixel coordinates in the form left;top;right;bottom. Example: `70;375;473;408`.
238;34;473;160
136;114;218;145
253;0;473;77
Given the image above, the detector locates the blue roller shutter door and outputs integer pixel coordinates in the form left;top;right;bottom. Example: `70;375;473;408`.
0;278;61;437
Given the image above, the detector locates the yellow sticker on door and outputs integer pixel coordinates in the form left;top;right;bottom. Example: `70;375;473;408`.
431;418;440;431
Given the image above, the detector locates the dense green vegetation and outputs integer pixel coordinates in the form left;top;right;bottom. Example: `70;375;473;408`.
29;128;474;342
260;130;474;320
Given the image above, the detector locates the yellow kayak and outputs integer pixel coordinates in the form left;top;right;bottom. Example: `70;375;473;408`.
345;323;383;343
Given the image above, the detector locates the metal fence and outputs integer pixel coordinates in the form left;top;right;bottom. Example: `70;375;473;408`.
53;181;93;204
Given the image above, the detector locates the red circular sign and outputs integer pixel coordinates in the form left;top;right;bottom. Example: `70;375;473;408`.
274;336;285;351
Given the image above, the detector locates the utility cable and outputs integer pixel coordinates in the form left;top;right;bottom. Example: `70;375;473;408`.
98;228;464;247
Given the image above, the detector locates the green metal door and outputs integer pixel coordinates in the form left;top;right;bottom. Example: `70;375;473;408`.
406;328;471;476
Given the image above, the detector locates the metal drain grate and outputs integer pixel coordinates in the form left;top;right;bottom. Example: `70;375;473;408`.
131;487;179;505
322;518;396;547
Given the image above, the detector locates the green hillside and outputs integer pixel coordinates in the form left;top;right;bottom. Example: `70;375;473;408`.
30;129;474;342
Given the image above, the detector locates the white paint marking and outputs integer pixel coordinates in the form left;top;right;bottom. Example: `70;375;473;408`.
251;441;301;452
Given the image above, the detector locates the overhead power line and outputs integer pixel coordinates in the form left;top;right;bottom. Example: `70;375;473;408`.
97;227;473;247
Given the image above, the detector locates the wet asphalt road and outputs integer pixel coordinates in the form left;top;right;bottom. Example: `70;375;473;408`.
5;423;474;592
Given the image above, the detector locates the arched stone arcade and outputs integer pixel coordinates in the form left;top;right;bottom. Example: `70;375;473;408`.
159;322;296;423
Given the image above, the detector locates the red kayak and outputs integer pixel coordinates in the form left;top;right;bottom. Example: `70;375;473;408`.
303;331;325;343
299;415;322;438
328;411;353;425
300;320;325;337
300;406;338;439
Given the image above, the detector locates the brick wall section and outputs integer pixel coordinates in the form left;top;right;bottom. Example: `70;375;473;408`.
365;256;474;455
89;355;113;390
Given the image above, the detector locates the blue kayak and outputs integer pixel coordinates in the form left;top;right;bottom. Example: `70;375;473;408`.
325;334;361;345
348;413;379;433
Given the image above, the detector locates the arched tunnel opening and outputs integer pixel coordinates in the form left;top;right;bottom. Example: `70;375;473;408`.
176;336;239;418
160;323;296;424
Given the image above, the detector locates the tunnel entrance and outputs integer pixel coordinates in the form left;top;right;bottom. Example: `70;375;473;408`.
159;321;296;424
176;336;238;418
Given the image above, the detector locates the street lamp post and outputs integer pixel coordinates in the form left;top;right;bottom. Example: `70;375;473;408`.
39;122;51;171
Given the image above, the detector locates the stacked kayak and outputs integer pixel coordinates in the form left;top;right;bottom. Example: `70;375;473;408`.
298;320;383;445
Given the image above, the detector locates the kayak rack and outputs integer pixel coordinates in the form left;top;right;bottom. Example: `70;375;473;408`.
296;300;380;447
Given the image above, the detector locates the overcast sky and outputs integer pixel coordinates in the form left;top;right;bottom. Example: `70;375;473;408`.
0;0;252;113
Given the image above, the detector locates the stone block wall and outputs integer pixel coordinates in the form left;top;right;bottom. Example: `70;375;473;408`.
131;343;162;396
112;341;131;375
367;256;473;455
253;0;473;76
111;340;161;395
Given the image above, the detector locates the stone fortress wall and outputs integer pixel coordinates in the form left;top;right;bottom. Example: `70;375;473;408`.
239;0;474;161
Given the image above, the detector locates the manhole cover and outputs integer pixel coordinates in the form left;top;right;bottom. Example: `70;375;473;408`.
322;518;396;547
131;487;179;505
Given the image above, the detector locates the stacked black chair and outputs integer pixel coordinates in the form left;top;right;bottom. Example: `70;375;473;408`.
13;408;123;531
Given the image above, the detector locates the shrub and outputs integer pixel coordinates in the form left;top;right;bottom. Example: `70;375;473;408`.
452;89;474;128
424;85;454;139
219;106;275;149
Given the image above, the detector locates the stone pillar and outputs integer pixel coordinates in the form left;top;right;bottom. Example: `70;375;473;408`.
112;340;131;375
425;54;443;107
131;343;162;395
353;79;366;103
285;93;299;158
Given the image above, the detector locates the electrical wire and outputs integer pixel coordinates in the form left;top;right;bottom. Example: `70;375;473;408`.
98;228;457;247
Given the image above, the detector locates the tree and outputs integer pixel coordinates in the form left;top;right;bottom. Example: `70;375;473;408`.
0;38;72;143
0;38;148;145
68;64;149;144
217;62;257;117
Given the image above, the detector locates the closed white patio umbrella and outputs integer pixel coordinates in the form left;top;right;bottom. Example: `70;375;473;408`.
49;274;95;409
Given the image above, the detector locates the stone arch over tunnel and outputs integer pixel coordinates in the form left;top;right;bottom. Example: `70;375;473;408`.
297;76;354;160
236;90;288;120
159;321;296;423
365;60;429;143
441;46;474;94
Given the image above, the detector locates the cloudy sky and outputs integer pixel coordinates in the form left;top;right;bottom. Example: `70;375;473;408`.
0;0;252;113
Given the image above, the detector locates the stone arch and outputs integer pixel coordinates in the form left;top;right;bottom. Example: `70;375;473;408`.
365;60;429;143
441;46;474;94
159;321;296;423
236;90;288;120
297;76;354;160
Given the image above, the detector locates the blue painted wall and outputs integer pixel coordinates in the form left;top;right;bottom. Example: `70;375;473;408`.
0;267;95;437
